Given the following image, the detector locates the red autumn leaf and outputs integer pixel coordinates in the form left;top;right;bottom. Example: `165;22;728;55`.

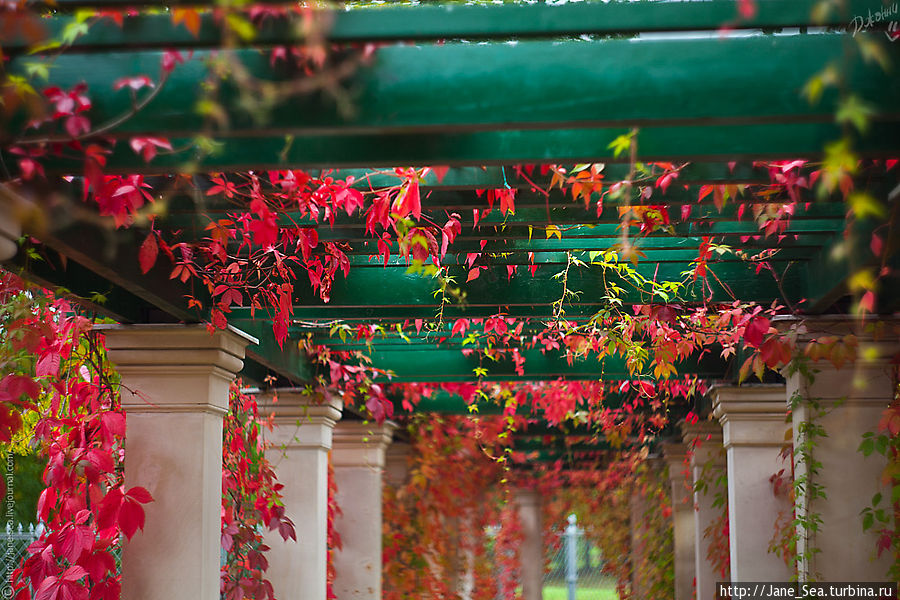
466;267;482;282
743;315;770;348
431;166;450;183
297;228;318;262
36;352;60;378
138;233;159;274
393;179;421;220
126;486;154;505
100;411;126;443
113;76;154;91
451;319;469;338
130;137;172;163
118;497;146;540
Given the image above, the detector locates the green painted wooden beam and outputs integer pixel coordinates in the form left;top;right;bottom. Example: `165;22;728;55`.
336;249;816;267
392;390;638;415
161;194;850;231
13;1;889;43
9;35;897;144
312;345;731;382
513;439;612;452
510;448;610;465
3;242;161;324
226;256;802;321
24;121;900;175
321;163;892;190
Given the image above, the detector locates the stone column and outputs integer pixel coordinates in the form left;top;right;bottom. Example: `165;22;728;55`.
629;486;649;600
682;421;727;600
515;488;543;600
712;384;792;582
384;441;411;488
0;193;22;260
662;441;695;600
100;324;254;600
785;318;899;581
258;391;343;600
332;421;396;600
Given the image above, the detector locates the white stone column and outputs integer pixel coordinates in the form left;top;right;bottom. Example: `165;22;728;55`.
662;441;695;600
681;421;727;600
258;391;343;600
384;441;411;488
515;488;543;600
786;319;899;581
712;385;792;582
100;324;254;600
629;486;649;600
331;421;396;600
0;194;22;260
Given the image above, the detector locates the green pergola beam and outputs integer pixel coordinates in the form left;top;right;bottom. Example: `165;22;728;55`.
222;256;805;320
9;36;898;140
13;1;887;43
25;121;900;175
318;346;731;382
325;163;891;190
162;197;850;231
391;390;640;415
339;249;815;267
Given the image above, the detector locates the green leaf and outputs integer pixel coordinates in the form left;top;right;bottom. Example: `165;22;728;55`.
836;95;877;134
862;510;874;531
606;131;634;158
61;21;90;45
858;437;874;456
23;62;50;81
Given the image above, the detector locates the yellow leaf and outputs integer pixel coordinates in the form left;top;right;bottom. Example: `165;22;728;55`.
545;225;562;240
848;268;877;292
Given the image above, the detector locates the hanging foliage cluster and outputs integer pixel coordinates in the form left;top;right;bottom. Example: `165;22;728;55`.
382;414;518;600
0;272;150;600
221;381;296;600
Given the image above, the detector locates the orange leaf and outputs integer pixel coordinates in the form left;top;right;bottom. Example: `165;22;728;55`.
172;9;201;36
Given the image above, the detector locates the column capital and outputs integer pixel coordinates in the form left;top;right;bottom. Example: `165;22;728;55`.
661;440;688;466
258;391;343;450
680;419;723;442
384;441;411;488
772;315;900;342
0;191;23;260
514;487;541;508
662;442;692;484
662;441;693;509
711;384;788;449
332;421;396;469
99;324;255;416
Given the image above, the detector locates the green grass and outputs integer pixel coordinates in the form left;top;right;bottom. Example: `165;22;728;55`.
542;583;619;600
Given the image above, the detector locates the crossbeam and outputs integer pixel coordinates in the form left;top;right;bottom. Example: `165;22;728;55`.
14;1;886;42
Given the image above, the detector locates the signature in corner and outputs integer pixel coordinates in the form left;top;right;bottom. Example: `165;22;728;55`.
850;3;900;41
